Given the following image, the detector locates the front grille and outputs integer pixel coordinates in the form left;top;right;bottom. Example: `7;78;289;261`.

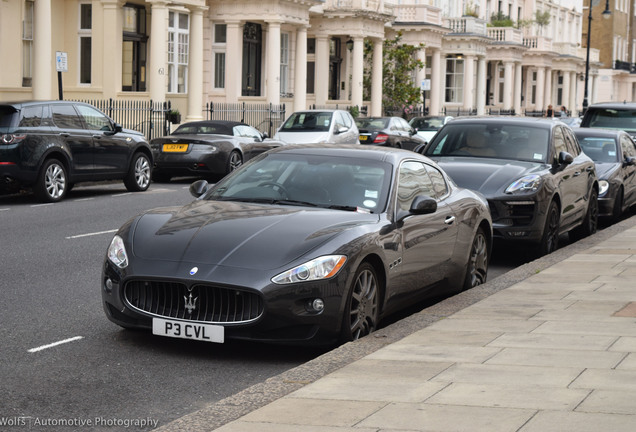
489;200;536;227
124;280;264;324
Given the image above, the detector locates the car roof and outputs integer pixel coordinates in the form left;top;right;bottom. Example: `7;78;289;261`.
264;144;429;164
587;102;636;110
177;120;246;128
443;116;556;130
0;100;89;108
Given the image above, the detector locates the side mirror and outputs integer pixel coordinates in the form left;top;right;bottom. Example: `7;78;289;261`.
261;132;269;139
558;151;573;165
335;126;348;135
625;156;636;166
398;195;437;221
189;179;210;198
104;123;123;136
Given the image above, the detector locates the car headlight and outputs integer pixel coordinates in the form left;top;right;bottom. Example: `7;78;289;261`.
598;180;609;197
271;255;347;284
107;235;129;268
505;174;542;194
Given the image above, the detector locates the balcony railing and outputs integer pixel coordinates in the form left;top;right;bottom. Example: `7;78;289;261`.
522;36;553;51
393;4;442;26
323;0;393;14
444;16;487;35
614;60;635;73
553;42;579;57
488;27;523;44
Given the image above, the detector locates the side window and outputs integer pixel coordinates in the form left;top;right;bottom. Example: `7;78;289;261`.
18;106;42;127
563;128;580;156
397;161;436;212
333;111;346;129
50;105;84;129
425;164;449;199
621;136;636;158
552;128;567;163
235;125;260;139
399;118;412;132
75;104;112;131
342;111;353;128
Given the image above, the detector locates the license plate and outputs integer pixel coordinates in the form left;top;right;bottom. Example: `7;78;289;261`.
152;318;224;343
162;144;189;153
359;135;368;142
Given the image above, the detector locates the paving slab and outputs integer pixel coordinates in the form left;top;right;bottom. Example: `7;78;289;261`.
430;363;582;387
576;389;636;415
487;332;616;351
571;369;636;391
485;347;624;369
520;411;636;432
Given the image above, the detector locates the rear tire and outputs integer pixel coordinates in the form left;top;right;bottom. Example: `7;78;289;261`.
34;158;68;203
226;150;243;175
462;227;489;290
340;262;379;343
611;187;624;223
571;189;598;241
124;152;151;192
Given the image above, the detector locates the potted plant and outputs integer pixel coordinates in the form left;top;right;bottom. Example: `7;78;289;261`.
168;109;181;124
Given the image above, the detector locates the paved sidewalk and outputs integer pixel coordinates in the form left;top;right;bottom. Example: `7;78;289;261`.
158;217;636;432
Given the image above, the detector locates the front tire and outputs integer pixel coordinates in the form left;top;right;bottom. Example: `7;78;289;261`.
463;227;489;290
536;200;560;257
341;262;379;343
124;152;151;192
34;158;68;203
571;189;598;241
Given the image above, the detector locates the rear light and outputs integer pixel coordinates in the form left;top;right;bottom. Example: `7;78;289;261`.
373;133;389;144
1;134;26;144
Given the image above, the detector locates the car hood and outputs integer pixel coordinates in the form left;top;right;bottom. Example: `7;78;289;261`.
432;156;547;196
131;200;378;269
122;128;145;137
274;131;331;144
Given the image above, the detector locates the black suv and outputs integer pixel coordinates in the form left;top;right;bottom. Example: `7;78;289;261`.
581;102;636;139
0;101;152;202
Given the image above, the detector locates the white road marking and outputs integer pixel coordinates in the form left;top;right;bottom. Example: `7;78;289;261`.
73;197;95;202
31;203;54;208
28;336;84;353
0;208;9;212
111;192;132;197
66;229;117;239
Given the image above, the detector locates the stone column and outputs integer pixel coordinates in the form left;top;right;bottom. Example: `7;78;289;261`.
415;47;426;105
513;62;522;115
544;67;553;107
371;38;383;116
33;0;52;100
463;55;475;110
186;6;205;121
314;35;329;106
430;50;442;115
568;71;576;114
101;0;122;98
503;61;514;110
225;21;243;103
266;20;281;105
536;67;545;110
294;26;308;111
148;0;169;103
351;36;364;108
561;71;570;112
476;56;487;115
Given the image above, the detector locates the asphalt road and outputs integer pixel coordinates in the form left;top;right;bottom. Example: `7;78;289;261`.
0;180;523;431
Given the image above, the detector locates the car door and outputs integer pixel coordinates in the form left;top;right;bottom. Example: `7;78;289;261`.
234;125;272;160
554;126;588;228
395;160;459;298
620;134;636;206
76;104;129;173
49;104;95;174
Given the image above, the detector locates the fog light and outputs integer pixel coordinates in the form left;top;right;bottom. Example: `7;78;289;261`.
311;298;324;312
104;278;113;293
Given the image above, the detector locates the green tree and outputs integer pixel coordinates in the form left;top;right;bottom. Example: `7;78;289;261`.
363;32;424;116
534;10;551;35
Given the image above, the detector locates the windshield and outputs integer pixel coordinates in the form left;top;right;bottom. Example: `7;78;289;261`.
410;117;445;131
578;136;618;163
173;123;232;135
356;118;389;130
584;108;636;132
425;123;550;163
279;112;332;132
207;152;392;213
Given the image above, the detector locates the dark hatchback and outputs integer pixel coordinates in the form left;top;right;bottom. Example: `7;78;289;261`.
102;145;492;346
355;116;426;150
420;117;599;256
0;100;152;202
574;128;636;222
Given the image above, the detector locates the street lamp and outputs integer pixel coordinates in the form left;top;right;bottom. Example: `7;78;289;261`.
582;0;611;114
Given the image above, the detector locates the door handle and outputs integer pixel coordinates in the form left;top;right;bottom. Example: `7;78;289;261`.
59;133;70;137
573;171;581;177
444;216;456;225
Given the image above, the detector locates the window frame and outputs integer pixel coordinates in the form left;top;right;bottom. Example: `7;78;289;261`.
167;10;190;94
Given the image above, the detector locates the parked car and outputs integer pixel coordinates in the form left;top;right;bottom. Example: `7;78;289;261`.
0;100;151;202
574;128;636;222
274;110;359;144
559;116;582;128
581;102;636;139
355;116;426;151
419;117;599;256
150;120;283;182
409;115;454;142
102;145;492;346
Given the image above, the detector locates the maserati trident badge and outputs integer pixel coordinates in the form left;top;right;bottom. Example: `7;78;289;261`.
184;293;198;315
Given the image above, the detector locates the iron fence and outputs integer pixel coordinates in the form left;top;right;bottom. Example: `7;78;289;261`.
74;98;171;141
204;102;286;137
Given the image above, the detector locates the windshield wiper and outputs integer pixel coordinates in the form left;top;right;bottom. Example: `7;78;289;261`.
326;204;358;212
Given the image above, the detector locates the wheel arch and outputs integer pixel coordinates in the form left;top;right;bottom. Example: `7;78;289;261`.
358;253;387;313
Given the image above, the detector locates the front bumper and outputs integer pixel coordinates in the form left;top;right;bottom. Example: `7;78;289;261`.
488;198;544;242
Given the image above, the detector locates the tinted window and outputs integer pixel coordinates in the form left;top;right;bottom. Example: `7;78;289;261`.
19;106;42;127
579;136;618;163
356;118;389;129
0;106;18;130
51;105;84;129
562;127;580;156
425;164;449;199
75;104;112;131
234;125;261;139
621;136;636;159
584;107;636;131
280;112;332;132
397;161;436;211
552;128;567;163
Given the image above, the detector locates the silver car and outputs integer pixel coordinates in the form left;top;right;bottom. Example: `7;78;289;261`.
274;110;359;144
